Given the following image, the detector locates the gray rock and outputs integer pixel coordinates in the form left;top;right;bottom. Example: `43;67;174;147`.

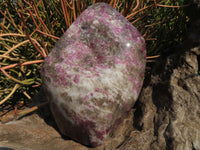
134;46;200;150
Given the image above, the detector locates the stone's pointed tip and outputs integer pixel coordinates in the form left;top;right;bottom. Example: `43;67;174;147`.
41;2;146;147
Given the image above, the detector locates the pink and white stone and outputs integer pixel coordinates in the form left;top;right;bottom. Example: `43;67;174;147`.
41;2;146;147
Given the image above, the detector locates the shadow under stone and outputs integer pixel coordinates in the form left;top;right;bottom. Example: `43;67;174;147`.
29;88;70;140
0;148;14;150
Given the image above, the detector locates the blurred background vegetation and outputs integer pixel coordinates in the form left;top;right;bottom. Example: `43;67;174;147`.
0;0;197;114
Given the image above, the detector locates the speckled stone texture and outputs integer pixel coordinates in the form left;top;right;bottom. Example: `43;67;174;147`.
41;2;146;147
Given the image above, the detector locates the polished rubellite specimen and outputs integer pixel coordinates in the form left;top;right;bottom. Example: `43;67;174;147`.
41;2;146;147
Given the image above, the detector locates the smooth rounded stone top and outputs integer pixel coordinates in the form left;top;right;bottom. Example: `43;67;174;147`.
41;2;146;147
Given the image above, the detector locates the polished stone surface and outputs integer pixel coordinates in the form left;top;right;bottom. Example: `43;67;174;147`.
41;2;146;147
